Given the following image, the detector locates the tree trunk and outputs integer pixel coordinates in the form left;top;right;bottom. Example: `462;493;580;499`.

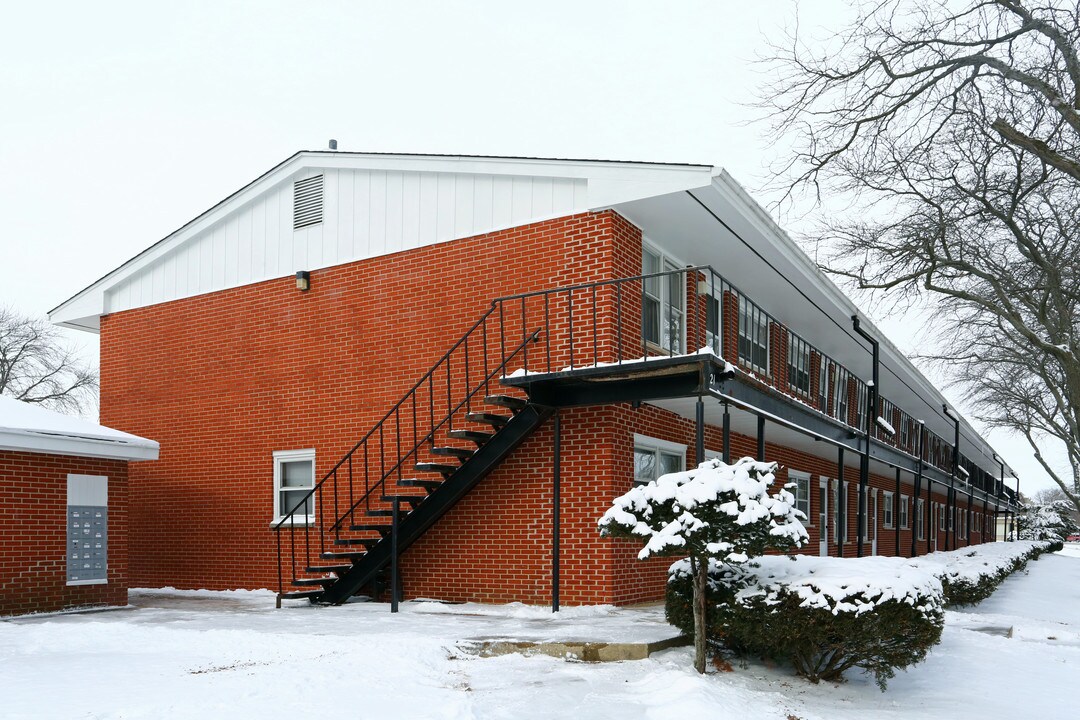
692;554;707;674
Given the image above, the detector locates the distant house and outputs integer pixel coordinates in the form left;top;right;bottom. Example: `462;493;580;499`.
0;396;157;616
49;151;1019;608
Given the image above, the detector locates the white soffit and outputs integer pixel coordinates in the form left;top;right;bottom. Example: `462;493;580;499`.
49;152;715;332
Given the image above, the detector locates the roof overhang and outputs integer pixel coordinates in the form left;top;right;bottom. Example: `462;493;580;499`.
0;428;159;462
49;151;716;333
606;171;1012;480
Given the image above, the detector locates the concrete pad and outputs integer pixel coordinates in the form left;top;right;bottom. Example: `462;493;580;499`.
469;634;690;662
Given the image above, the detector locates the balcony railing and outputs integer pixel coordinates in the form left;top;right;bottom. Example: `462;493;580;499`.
494;263;1006;500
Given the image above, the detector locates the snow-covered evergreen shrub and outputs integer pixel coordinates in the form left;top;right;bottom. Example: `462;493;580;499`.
911;540;1052;606
599;456;807;673
1018;501;1080;542
667;556;944;690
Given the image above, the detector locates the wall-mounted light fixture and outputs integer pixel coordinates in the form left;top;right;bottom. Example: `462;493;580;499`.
296;270;311;292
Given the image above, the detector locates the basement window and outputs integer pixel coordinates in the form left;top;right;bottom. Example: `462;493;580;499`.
274;449;316;524
633;434;685;485
293;175;324;229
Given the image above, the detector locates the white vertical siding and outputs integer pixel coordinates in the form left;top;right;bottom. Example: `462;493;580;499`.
103;168;589;314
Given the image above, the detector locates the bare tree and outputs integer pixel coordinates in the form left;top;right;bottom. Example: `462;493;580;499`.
761;0;1080;512
0;307;98;414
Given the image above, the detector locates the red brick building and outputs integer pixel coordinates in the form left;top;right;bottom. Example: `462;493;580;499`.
0;396;157;616
50;152;1019;607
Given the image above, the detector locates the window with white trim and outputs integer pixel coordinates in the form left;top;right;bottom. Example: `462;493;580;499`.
789;470;811;520
274;449;316;523
916;499;925;540
642;245;684;354
855;381;869;432
899;494;909;529
883;491;894;528
633;435;686;485
833;366;850;423
939;503;947;531
787;333;811;397
737;295;770;374
818;359;831;411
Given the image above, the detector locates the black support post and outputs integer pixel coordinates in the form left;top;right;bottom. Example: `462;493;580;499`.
943;405;961;552
756;414;765;462
552;410;561;613
837;446;845;558
912;423;924;557
722;402;731;463
390;499;400;613
696;395;705;468
895;467;902;557
852;316;879;560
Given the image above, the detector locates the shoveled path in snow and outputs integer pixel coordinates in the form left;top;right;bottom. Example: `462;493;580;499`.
1;547;1077;719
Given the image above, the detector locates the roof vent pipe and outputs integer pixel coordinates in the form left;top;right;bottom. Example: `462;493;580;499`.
329;139;338;150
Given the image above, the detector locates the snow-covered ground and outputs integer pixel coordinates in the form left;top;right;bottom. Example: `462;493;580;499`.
2;546;1077;719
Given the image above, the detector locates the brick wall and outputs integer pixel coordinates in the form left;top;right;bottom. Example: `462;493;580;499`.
100;210;645;593
97;205;999;606
0;451;128;616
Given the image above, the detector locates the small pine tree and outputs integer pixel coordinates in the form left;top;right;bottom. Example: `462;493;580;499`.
598;456;808;673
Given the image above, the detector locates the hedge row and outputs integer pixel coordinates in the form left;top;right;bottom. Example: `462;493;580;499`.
666;540;1057;689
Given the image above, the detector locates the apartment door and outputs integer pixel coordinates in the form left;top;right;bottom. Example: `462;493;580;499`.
819;478;829;556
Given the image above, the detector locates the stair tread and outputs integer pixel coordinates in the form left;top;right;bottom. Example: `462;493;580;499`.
350;523;391;531
292;576;336;587
321;551;368;560
447;429;494;444
334;538;379;546
431;446;475;459
278;590;324;601
485;394;528;411
415;462;458;474
305;565;352;573
465;412;511;426
399;478;443;489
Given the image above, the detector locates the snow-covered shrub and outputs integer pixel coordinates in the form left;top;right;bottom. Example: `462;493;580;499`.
1018;500;1080;542
599;456;808;673
910;540;1052;606
667;556;944;690
598;457;808;562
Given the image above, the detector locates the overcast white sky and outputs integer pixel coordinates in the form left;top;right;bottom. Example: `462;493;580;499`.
0;1;1059;495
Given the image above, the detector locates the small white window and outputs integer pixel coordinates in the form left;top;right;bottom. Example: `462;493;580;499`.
633;434;686;485
939;503;947;531
899;494;909;529
883;491;894;528
916;499;925;540
789;470;811;520
274;449;316;523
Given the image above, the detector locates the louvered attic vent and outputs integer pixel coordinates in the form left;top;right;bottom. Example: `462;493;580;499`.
293;175;323;229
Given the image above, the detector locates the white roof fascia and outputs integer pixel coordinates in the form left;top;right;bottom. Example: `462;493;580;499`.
49;152;715;332
0;395;159;461
0;429;159;461
706;171;1007;474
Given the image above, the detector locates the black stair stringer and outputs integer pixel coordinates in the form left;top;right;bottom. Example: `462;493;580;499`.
318;402;555;605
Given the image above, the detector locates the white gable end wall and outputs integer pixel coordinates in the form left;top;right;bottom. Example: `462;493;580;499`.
103;168;589;317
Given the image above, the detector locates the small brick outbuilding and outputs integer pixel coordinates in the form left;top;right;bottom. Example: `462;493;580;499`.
0;396;157;616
